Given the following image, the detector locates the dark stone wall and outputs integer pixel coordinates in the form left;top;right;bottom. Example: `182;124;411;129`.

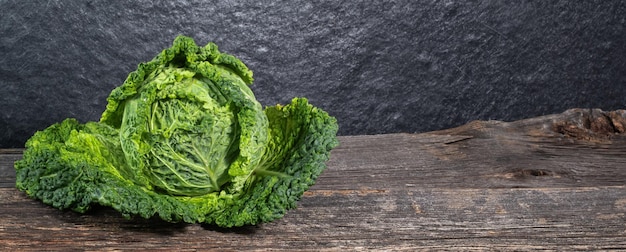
1;0;625;147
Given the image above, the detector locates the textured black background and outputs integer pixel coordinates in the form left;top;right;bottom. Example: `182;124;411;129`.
1;1;625;148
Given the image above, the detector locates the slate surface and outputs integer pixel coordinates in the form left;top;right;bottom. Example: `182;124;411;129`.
1;0;625;147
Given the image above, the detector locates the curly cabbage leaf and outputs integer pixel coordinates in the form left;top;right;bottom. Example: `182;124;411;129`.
14;35;339;227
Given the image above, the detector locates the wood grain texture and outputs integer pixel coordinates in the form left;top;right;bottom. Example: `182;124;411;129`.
1;108;625;251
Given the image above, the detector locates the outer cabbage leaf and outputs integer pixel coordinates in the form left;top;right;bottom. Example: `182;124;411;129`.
14;98;338;227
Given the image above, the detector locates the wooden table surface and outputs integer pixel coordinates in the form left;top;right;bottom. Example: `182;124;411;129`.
1;108;626;251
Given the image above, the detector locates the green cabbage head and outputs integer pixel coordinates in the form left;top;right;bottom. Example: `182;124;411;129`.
14;35;339;227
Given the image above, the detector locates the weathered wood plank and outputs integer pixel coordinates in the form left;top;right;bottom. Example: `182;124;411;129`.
1;108;625;250
1;186;625;250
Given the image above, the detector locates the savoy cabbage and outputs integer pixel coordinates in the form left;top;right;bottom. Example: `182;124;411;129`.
14;35;338;227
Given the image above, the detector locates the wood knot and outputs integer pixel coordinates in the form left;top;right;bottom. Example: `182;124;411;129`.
552;109;626;141
518;169;553;177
